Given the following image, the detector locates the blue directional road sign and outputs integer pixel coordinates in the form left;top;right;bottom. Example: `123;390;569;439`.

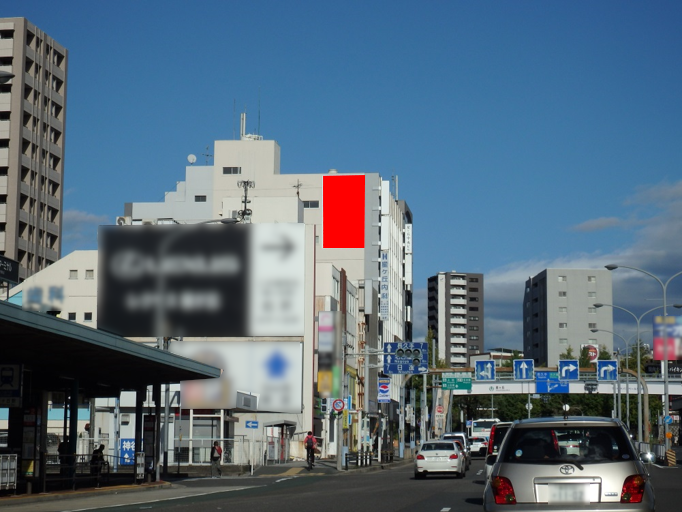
535;371;569;393
383;342;428;374
245;420;259;429
597;360;618;381
513;359;534;381
558;360;580;381
475;360;496;381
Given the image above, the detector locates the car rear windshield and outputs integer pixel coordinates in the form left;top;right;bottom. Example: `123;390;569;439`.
500;426;635;464
422;442;456;451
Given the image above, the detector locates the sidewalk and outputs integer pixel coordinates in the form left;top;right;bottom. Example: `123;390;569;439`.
0;457;410;507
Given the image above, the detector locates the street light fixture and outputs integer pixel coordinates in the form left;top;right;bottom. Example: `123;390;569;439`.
605;264;682;450
593;302;682;443
0;70;14;84
590;328;636;426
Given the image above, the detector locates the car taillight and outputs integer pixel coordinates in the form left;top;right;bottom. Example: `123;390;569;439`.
449;453;459;459
491;476;516;505
488;425;497;455
416;454;425;460
621;475;646;503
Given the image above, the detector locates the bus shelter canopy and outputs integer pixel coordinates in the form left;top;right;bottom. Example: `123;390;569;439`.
0;301;220;398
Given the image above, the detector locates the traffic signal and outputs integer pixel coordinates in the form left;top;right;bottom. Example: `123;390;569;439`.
321;398;329;414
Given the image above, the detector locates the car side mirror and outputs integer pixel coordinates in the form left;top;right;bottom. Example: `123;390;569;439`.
639;451;654;464
486;454;497;465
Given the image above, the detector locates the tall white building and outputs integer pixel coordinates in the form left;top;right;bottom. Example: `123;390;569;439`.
121;119;414;450
524;268;613;365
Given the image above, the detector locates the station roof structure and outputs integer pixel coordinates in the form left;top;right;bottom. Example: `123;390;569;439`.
0;301;221;398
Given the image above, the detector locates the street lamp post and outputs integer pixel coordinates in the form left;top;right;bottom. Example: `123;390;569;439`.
591;328;633;423
605;264;682;450
593;303;682;443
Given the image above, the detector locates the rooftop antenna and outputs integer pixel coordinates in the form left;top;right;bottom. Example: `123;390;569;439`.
202;145;212;165
233;99;236;140
237;180;255;222
293;179;302;198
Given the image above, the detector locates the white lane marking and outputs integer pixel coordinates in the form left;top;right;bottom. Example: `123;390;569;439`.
65;487;261;511
440;508;451;511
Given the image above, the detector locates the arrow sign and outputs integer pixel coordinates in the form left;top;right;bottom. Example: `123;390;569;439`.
245;420;259;429
475;361;496;381
513;359;534;381
558;360;579;381
597;360;617;381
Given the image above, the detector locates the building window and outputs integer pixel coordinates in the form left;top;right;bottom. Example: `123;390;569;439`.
558;275;567;282
303;200;319;209
69;270;77;279
469;307;479;311
68;312;76;321
589;339;597;344
469;287;479;292
194;195;207;202
469;277;479;282
85;269;94;280
559;338;568;345
588;307;596;314
222;167;242;175
558;307;567;313
558;291;567;297
84;312;92;322
559;323;568;329
589;323;597;329
588;291;596;298
469;335;479;340
469;326;479;331
469;297;479;302
469;316;479;321
588;276;596;283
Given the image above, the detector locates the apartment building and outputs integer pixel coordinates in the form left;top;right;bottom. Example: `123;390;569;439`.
121;118;414;450
427;271;484;368
0;18;68;281
524;268;613;365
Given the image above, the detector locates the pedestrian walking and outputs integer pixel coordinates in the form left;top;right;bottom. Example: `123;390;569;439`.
210;441;223;478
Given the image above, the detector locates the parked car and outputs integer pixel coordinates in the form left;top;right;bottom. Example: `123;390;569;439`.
470;436;489;456
485;421;512;478
483;416;655;511
442;432;471;470
414;440;466;479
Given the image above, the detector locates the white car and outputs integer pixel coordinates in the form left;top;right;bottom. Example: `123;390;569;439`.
470;436;489;456
414;440;466;479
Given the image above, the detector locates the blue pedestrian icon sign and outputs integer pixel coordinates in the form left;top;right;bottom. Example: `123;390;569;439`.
513;359;534;381
475;360;496;381
558;360;579;381
597;360;618;381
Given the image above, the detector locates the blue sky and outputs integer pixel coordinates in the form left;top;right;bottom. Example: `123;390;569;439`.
7;1;682;351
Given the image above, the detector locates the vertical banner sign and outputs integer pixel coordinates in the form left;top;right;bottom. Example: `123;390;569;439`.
378;378;391;403
379;251;389;321
322;175;365;248
317;311;339;397
653;316;682;361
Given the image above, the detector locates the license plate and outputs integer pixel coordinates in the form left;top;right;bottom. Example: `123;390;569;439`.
548;483;589;504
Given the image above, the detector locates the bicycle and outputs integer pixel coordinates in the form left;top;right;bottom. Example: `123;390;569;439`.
306;447;315;470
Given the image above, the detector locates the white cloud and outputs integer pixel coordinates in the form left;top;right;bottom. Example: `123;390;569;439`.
571;217;624;232
62;209;110;254
412;180;682;354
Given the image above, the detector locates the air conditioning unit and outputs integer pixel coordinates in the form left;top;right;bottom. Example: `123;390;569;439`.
115;216;132;226
141;219;156;225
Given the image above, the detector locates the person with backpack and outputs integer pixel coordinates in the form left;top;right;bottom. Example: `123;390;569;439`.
303;431;317;469
210;441;223;478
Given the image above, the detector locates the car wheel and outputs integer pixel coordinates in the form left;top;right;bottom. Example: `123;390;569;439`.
415;471;425;480
457;469;465;479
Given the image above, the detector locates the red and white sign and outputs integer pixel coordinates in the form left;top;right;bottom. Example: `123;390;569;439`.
332;398;345;412
436;405;444;414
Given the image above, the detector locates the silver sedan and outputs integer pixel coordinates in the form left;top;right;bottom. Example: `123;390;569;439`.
483;416;654;511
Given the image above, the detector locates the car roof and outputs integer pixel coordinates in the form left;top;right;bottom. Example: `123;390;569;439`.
511;416;622;428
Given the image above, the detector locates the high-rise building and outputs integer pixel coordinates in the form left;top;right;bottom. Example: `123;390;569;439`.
0;18;67;281
524;268;613;365
427;271;484;368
